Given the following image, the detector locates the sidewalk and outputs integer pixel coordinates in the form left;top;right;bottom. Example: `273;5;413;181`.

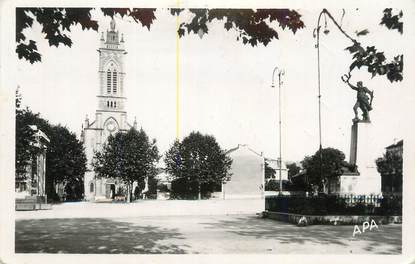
15;214;402;254
15;199;265;220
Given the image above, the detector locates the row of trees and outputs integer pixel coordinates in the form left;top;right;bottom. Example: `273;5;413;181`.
16;91;87;201
92;131;232;201
17;90;232;202
278;146;402;194
264;147;353;193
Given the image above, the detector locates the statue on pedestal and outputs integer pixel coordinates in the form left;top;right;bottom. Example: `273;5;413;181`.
341;73;374;122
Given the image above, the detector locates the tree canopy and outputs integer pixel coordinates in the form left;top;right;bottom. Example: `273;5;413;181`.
301;147;352;193
264;161;276;180
16;8;403;82
376;145;403;193
316;8;403;83
164;131;232;199
15;90;46;176
92;128;159;201
15;91;87;200
286;162;301;180
16;7;304;64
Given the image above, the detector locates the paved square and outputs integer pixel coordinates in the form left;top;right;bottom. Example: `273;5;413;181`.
15;201;401;254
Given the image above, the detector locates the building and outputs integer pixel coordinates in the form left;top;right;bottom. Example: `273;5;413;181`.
385;139;403;156
15;125;50;200
379;140;403;194
264;158;288;181
82;19;136;201
15;125;51;210
222;144;265;199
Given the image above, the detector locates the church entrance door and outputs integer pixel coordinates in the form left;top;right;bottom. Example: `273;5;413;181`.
105;183;116;199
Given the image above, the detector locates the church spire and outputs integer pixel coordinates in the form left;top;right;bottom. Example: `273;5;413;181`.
105;17;120;45
110;17;116;31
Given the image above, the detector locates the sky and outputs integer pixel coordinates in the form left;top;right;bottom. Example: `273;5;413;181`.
16;7;407;164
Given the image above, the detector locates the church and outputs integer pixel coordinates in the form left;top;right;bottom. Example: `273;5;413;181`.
82;19;136;201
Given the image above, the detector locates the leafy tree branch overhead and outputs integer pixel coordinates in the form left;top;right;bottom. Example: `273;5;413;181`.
380;8;403;34
16;8;402;82
170;8;304;46
315;8;403;83
16;7;304;64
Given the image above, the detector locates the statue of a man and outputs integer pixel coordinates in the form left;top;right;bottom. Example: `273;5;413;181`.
341;74;374;122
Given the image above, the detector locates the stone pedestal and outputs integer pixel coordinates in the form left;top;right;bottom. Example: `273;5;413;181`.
341;121;381;195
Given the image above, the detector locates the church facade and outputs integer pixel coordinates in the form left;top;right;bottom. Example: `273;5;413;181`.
82;19;136;201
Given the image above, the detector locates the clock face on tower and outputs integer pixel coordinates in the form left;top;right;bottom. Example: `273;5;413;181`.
105;120;117;133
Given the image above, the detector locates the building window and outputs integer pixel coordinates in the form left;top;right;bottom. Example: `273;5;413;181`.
114;101;117;108
107;70;111;94
113;71;117;93
110;101;113;108
90;182;94;193
107;101;109;107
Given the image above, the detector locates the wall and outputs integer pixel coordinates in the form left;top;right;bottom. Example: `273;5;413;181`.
224;145;264;199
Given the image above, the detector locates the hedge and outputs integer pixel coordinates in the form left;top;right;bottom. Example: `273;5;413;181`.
265;194;402;216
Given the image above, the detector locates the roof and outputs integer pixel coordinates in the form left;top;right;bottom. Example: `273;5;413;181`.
265;158;287;170
225;144;263;157
386;139;403;150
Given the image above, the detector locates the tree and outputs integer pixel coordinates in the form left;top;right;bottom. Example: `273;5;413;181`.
164;131;232;200
286;162;301;180
376;149;403;193
92;128;159;202
16;8;403;83
301;147;350;194
45;125;87;200
15;92;87;201
15;90;41;177
380;8;403;34
264;161;276;180
16;8;303;64
316;8;403;82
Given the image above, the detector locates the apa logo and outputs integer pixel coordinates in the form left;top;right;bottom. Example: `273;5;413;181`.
352;219;379;237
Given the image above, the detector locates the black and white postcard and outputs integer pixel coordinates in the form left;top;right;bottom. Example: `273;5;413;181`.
1;0;414;263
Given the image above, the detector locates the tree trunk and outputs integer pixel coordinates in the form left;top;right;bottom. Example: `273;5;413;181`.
129;182;133;203
198;182;201;200
322;180;327;194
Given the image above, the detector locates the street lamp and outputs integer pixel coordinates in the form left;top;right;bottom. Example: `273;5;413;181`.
271;66;285;195
314;9;356;194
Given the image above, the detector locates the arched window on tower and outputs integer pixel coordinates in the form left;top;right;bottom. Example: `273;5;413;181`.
106;70;111;94
113;71;117;93
90;182;94;193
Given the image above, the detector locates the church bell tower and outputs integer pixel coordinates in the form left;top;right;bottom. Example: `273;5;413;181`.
95;18;128;135
82;18;136;201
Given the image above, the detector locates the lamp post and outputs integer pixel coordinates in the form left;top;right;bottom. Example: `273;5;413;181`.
316;11;324;194
314;9;358;193
271;66;285;195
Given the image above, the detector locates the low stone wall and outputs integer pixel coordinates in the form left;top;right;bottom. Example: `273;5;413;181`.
16;195;51;211
263;211;402;225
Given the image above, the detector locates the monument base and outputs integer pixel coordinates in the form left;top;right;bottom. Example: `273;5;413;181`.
339;174;381;195
337;120;382;195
